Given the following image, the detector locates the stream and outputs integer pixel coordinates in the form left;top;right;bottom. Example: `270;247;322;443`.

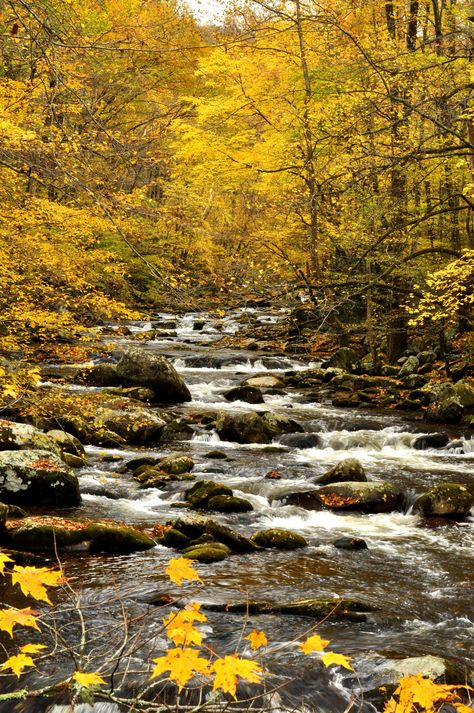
19;308;474;712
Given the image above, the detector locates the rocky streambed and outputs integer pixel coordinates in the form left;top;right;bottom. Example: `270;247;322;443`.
0;307;473;713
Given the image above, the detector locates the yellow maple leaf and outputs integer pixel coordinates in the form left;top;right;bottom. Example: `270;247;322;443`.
20;643;47;654
245;629;268;651
0;607;41;637
299;634;330;654
211;656;262;698
0;553;14;575
11;566;65;604
150;647;211;689
385;675;472;713
165;557;202;587
0;653;36;677
454;704;474;713
321;652;354;671
72;671;106;688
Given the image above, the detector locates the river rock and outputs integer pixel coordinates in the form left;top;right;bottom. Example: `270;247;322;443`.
76;362;122;387
412;432;449;450
160;420;194;442
135;468;194;488
425;398;464;425
115;348;191;403
185;480;233;509
207;495;253;513
3;517;155;553
279;432;321;449
182;542;230;562
0;450;80;507
334;537;368;550
223;386;265;404
204;597;373;622
46;430;86;464
327;347;360;372
242;375;285;389
413;483;474;517
315;458;367;485
251;528;307;550
0;420;61;457
279;481;402;513
215;411;303;444
0;502;8;529
103;387;156;401
169;515;258;554
94;407;167;445
158;453;194;475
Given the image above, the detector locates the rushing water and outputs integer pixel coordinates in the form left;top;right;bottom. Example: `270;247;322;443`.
19;308;474;712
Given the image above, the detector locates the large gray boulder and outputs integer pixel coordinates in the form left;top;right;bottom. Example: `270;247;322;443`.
94;407;166;445
216;411;303;444
115;348;191;403
0;450;81;507
278;481;402;513
0;420;61;457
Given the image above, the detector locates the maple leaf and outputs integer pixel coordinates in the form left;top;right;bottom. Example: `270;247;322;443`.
11;566;65;604
0;607;41;637
454;705;474;713
321;652;354;671
20;643;47;654
0;653;35;677
384;675;472;713
165;557;202;587
211;656;262;698
0;553;14;575
299;634;330;654
72;671;106;688
245;629;268;651
150;647;211;689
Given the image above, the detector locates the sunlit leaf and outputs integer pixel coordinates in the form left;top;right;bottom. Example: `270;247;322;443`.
150;647;211;689
245;629;268;651
20;643;47;654
0;553;14;575
11;566;65;604
72;671;106;688
321;652;354;671
165;557;202;587
211;656;262;698
0;653;36;677
0;608;40;637
299;634;330;654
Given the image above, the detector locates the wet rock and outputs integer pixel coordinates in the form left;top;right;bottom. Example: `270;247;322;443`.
160;420;194;442
242;375;285;389
315;458;367;485
3;517;155;553
412;433;449;450
95;407;166;445
399;355;419;377
251;528;307;550
205;597;373;622
332;392;360;407
207;495;253;513
0;502;8;529
417;350;437;365
162;527;191;549
182;542;230;562
168;515;258;553
205;450;227;460
76;362;122;387
135;468;194;489
126;456;162;471
0;420;61;457
103;387;156;402
215;411;303;444
278;432;321;449
279;481;402;513
193;320;206;331
0;450;80;507
185;480;233;509
425;398;464;425
334;537;368;550
328;347;360;372
413;483;474;518
159;453;194;475
115;348;191;403
403;374;426;389
224;386;265;404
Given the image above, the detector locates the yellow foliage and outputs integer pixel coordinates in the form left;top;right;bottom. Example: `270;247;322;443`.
300;634;330;654
321;652;354;671
11;566;65;604
0;653;36;677
0;608;41;637
150;647;211;689
211;656;262;698
72;671;106;688
165;557;202;587
384;675;472;713
0;553;14;574
245;629;268;651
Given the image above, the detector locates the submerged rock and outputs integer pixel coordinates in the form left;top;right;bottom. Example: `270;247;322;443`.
2;517;155;553
251;528;308;550
182;542;230;563
0;450;80;507
115;348;191;403
204;597;374;622
413;483;474;517
412;433;450;450
315;458;367;485
279;432;321;449
334;537;368;550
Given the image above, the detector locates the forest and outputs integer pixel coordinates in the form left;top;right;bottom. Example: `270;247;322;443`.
0;1;473;712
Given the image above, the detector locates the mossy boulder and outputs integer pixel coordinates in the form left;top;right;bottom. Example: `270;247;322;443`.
46;429;85;461
115;348;191;403
159;453;194;475
216;411;303;444
453;378;474;408
160;420;195;442
162;527;191;549
0;450;80;507
94;407;166;445
167;516;258;554
425;398;464;425
327;347;360;372
224;386;265;404
315;458;367;485
251;528;308;550
135;468;194;489
413;483;474;517
279;481;402;513
185;480;233;509
3;517;155;553
207;495;253;513
182;542;231;563
76;362;122;387
0;420;61;457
